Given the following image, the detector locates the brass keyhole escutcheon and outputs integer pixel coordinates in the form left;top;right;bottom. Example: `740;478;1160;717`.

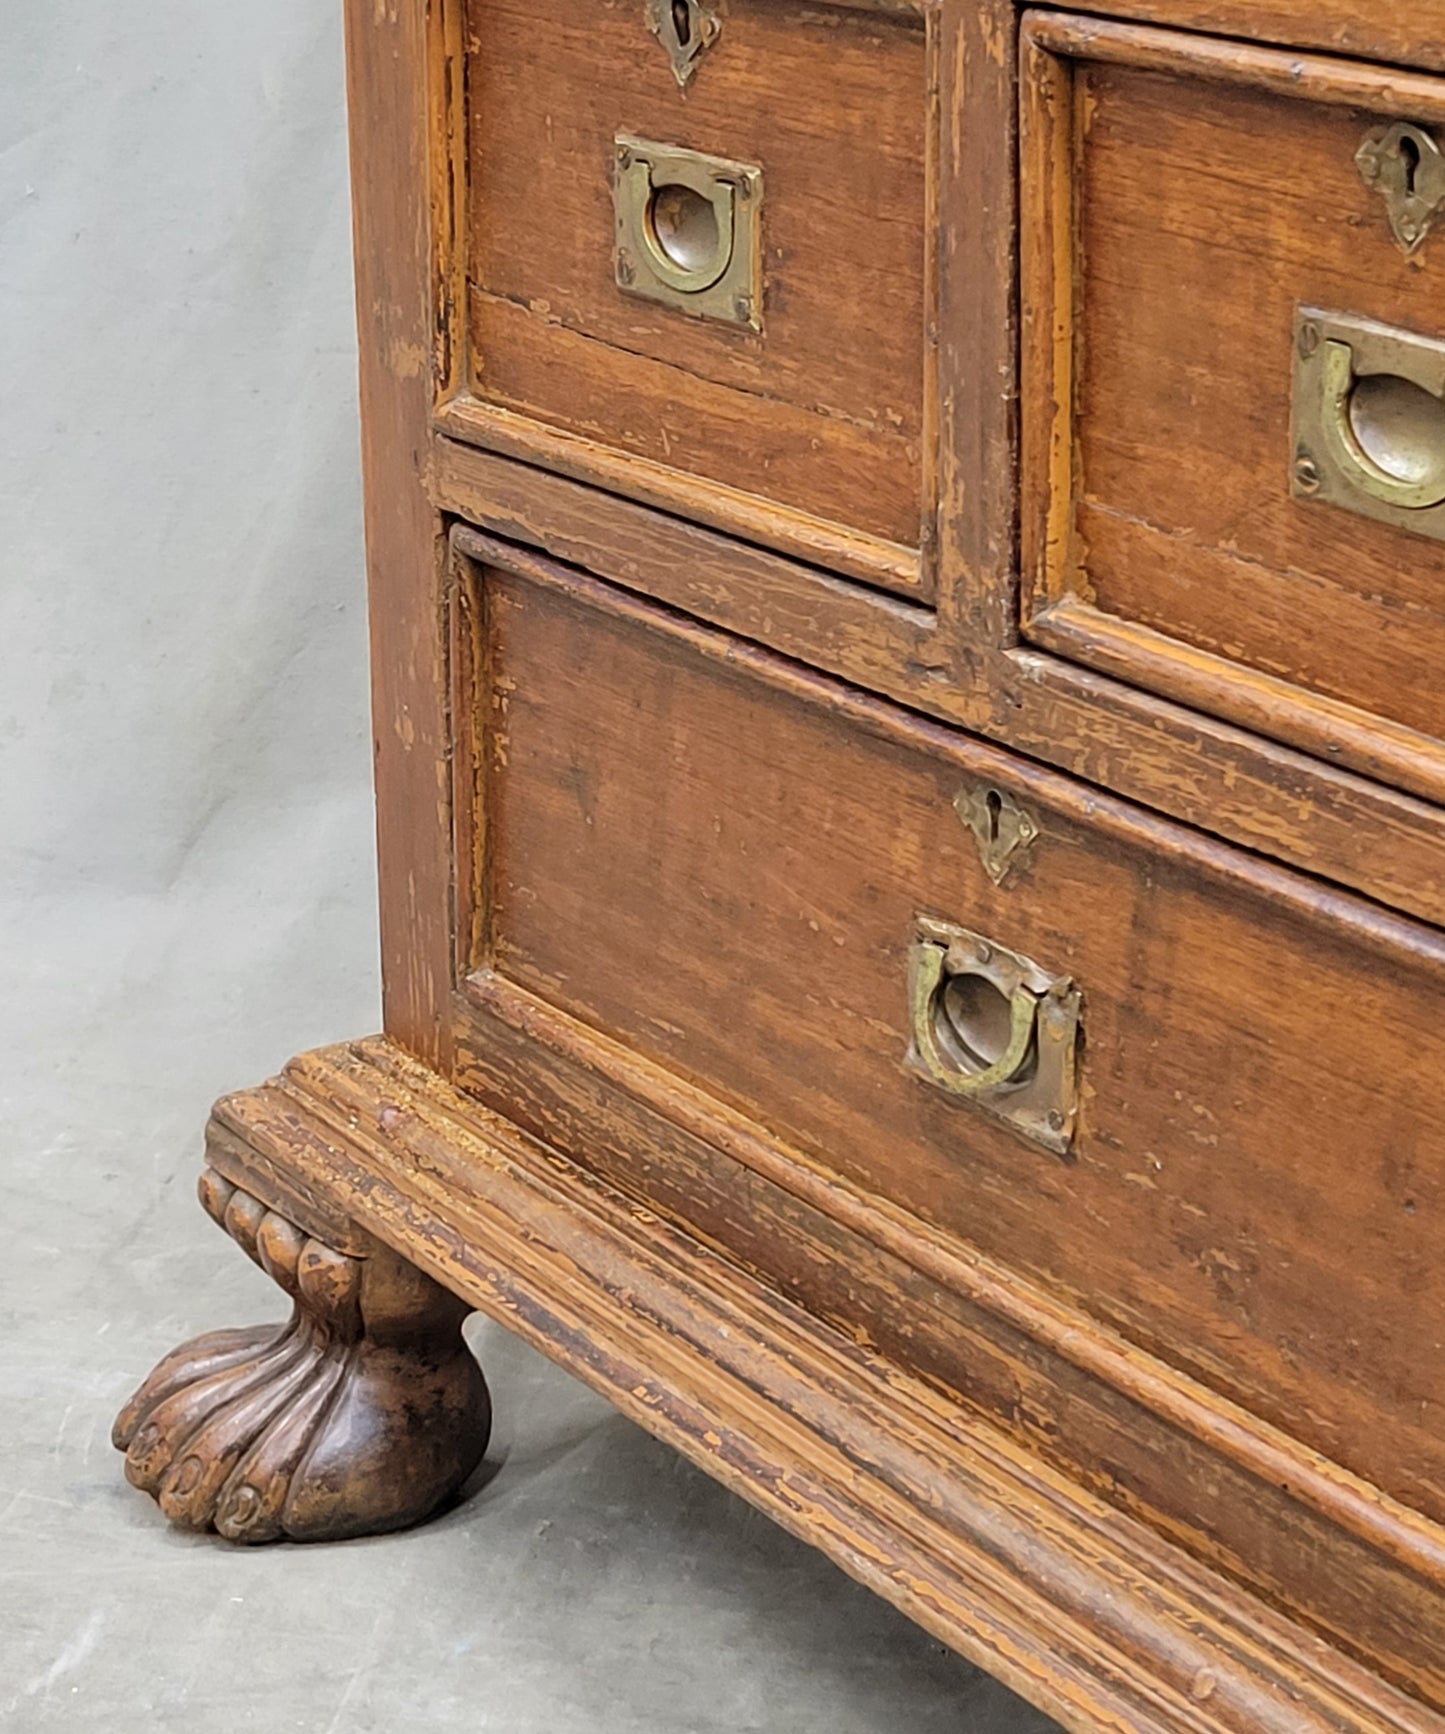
645;0;721;87
955;784;1039;886
1356;121;1445;254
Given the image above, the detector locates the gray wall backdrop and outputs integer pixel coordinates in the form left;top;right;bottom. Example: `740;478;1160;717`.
2;0;378;1089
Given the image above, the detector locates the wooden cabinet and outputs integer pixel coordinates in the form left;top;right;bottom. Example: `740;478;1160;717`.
118;5;1445;1732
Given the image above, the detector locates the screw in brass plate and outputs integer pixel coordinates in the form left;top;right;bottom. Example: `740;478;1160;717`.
1293;449;1323;495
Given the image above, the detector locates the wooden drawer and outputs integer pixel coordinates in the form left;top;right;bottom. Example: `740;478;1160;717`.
454;541;1445;1539
1021;14;1445;799
437;0;936;597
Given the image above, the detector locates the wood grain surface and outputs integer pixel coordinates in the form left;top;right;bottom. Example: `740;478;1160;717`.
344;0;454;1063
458;545;1445;1549
457;968;1445;1710
185;4;1445;1728
210;1035;1445;1734
1021;17;1445;762
1043;0;1445;73
455;0;932;574
441;459;1445;934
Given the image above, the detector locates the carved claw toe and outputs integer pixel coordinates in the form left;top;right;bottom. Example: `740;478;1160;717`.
115;1173;491;1544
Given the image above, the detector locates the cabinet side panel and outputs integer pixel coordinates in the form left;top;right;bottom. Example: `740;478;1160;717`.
344;0;454;1064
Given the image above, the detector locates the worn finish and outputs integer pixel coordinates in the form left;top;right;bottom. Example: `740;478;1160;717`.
1046;0;1445;72
123;0;1445;1727
445;0;936;591
193;1036;1445;1734
432;2;1445;919
461;544;1445;1541
1020;15;1445;779
344;0;454;1064
113;1163;491;1544
456;967;1445;1709
436;440;1445;932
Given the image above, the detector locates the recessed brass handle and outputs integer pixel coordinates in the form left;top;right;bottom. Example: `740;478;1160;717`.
638;170;735;295
1317;339;1445;511
906;918;1082;1157
615;136;762;329
1293;308;1445;540
909;940;1038;1097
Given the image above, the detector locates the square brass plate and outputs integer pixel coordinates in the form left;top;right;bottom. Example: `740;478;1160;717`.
614;135;763;330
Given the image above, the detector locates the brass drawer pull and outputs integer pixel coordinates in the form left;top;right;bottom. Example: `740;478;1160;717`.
907;918;1081;1156
1293;307;1445;538
615;136;762;329
910;940;1038;1096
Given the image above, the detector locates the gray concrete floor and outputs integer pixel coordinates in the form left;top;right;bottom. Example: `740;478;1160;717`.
1;894;1064;1733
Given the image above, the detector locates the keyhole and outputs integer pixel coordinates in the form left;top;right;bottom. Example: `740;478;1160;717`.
984;788;1003;845
671;0;692;46
1400;132;1422;196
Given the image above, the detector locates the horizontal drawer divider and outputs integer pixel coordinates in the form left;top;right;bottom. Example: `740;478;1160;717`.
1030;596;1445;808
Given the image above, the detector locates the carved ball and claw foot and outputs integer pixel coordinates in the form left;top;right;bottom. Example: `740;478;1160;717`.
114;1169;490;1544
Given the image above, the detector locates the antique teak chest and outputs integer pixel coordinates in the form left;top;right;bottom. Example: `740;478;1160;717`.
117;3;1445;1729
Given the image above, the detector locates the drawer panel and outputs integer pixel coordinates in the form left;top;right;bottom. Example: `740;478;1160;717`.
454;0;934;594
1021;15;1445;785
465;549;1445;1528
